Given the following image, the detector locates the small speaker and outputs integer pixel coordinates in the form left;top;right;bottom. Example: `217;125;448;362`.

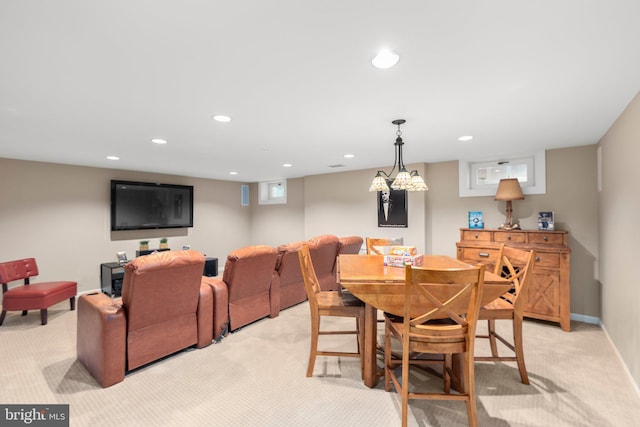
241;184;249;206
204;257;218;277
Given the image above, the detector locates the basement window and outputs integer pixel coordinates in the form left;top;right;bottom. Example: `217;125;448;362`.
458;151;546;197
259;179;287;205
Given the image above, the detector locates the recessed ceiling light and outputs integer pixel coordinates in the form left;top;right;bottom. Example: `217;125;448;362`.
229;171;238;175
106;156;120;160
344;154;355;159
213;115;232;122
458;135;474;142
372;49;399;69
151;139;167;144
283;163;292;168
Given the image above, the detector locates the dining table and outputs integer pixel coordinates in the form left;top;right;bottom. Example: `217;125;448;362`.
337;254;512;388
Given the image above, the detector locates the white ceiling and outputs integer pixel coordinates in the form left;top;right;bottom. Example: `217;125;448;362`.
1;1;639;183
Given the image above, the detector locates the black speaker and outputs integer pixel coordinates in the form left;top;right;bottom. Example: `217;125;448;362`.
204;257;218;277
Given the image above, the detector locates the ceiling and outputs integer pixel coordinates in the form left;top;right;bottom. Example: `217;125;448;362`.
1;1;639;184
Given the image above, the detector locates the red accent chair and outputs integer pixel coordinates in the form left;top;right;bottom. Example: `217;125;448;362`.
0;258;77;326
76;250;214;387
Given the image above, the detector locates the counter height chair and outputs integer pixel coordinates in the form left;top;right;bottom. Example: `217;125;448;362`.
384;264;485;427
298;244;364;378
365;237;394;255
475;245;536;384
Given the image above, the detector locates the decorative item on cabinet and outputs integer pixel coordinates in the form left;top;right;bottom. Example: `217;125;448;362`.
456;228;571;331
160;238;169;249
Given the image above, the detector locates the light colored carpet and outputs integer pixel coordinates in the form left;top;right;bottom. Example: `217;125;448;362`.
1;300;639;426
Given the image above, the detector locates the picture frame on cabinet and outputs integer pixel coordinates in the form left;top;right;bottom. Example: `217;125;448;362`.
538;211;554;230
468;211;483;229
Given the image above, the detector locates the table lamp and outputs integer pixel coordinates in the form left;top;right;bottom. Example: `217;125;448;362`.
495;178;524;230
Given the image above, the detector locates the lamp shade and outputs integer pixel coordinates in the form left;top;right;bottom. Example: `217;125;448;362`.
495;178;524;201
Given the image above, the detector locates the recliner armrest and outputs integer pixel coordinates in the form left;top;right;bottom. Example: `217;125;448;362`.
197;282;214;348
76;293;126;388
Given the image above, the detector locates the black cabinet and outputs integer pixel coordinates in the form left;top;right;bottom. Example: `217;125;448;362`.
100;262;125;297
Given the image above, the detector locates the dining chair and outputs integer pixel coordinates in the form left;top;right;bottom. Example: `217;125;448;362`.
298;244;365;378
475;245;536;384
366;237;392;255
384;264;485;427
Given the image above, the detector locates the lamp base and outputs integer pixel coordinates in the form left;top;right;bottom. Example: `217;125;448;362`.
498;223;521;230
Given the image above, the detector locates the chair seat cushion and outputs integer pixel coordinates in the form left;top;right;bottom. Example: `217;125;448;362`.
3;281;77;310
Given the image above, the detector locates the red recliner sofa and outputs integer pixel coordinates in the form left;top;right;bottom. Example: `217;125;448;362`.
76;250;214;387
208;245;280;332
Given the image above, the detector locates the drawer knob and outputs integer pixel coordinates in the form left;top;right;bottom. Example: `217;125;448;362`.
474;233;479;239
479;252;490;258
543;236;548;241
507;235;511;240
536;256;541;262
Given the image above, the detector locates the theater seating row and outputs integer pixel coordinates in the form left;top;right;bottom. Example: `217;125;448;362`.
76;234;363;387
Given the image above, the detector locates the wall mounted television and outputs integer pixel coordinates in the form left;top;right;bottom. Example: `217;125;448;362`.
110;180;194;231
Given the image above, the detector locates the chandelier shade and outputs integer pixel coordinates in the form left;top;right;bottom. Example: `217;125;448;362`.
369;119;428;192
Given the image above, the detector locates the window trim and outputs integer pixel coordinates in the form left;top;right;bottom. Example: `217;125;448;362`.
458;150;546;197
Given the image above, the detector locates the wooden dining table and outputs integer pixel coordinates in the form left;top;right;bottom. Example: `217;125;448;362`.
337;254;512;388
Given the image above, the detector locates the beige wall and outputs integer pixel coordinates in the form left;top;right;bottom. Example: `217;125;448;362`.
0;159;251;293
598;91;640;386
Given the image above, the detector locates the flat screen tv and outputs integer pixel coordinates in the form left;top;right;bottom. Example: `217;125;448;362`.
110;180;194;231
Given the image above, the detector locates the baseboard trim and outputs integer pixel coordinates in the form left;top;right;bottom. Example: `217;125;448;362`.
600;322;640;399
570;312;600;325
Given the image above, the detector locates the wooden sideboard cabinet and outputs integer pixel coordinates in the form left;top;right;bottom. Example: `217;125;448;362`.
456;228;571;331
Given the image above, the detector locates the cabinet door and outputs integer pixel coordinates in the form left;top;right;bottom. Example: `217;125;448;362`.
523;267;560;318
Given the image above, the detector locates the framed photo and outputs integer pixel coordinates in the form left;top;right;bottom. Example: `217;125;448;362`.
468;211;483;229
377;187;407;228
538;211;555;230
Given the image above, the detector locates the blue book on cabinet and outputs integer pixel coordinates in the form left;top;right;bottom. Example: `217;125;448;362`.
468;211;483;229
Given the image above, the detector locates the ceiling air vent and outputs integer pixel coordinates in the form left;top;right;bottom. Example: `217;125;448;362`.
328;164;345;168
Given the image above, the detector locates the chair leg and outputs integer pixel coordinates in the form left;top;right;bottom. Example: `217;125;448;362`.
401;346;410;427
444;354;452;393
0;310;6;325
306;315;320;377
21;310;28;316
40;309;48;325
513;314;529;384
70;296;76;311
488;319;499;357
463;352;479;427
384;321;392;392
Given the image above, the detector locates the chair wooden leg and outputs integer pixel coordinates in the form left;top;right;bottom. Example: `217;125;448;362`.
40;308;48;325
463;352;478;427
0;310;6;326
306;315;320;377
384;320;392;392
401;345;410;427
488;319;499;357
444;354;452;393
513;314;529;384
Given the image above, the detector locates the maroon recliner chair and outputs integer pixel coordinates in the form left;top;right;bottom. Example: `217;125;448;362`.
207;245;280;332
76;250;214;387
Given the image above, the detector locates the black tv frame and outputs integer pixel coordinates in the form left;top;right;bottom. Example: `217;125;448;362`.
110;180;194;231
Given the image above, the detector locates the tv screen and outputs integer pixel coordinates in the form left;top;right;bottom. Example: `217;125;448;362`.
111;180;194;231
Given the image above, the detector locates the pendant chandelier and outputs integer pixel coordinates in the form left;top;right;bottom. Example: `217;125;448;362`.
368;119;428;192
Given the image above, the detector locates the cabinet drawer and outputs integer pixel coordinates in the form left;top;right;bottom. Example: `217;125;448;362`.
528;233;564;245
534;252;560;268
461;230;492;242
493;231;526;243
459;247;501;264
